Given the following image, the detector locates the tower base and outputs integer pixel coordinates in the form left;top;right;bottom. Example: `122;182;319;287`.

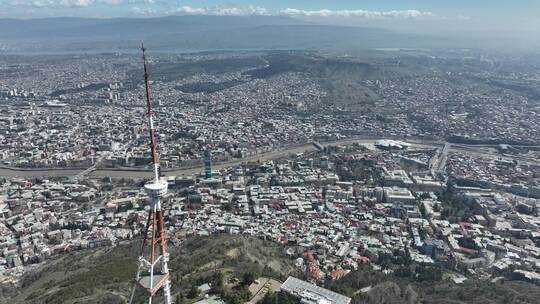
136;273;170;296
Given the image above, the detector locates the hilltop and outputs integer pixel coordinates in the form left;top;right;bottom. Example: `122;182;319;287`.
3;234;297;304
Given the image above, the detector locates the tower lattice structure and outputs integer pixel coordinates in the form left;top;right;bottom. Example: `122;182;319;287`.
128;44;172;304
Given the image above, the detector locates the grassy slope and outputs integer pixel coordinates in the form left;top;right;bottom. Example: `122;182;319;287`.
5;235;297;304
330;265;540;304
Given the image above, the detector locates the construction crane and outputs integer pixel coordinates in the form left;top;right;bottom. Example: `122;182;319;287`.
128;44;172;304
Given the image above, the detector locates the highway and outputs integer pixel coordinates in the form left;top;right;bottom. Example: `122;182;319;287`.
0;138;537;179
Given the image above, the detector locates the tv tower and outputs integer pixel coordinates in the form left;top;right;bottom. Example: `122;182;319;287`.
128;44;172;304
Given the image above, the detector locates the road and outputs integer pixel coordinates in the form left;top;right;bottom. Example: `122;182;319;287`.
0;138;537;179
429;142;451;172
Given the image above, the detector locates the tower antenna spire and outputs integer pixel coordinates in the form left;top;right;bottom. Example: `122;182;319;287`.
142;42;160;182
129;43;172;304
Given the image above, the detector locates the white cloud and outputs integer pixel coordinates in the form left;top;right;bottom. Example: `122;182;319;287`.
1;2;452;20
168;6;437;19
130;5;157;16
4;0;144;8
174;5;205;15
279;8;436;19
33;0;110;7
28;0;92;8
172;5;270;16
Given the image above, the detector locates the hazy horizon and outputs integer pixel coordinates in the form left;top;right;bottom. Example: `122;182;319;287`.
0;1;539;53
0;1;538;42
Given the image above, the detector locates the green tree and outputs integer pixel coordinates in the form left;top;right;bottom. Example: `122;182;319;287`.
210;271;225;295
242;271;256;286
187;285;199;299
237;285;252;301
419;202;427;218
259;291;298;304
458;237;480;251
395;266;412;278
175;292;184;304
415;265;442;282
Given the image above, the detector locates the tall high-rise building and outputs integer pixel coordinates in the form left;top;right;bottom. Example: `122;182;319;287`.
204;149;212;179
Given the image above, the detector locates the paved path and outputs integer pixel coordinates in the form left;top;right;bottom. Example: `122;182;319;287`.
247;278;282;304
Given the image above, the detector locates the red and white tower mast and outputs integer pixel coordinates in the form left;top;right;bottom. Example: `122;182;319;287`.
129;44;172;304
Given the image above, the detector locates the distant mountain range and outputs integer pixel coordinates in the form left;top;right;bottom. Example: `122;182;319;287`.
0;16;520;53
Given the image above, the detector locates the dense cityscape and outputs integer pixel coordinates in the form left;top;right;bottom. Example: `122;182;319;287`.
1;49;540;303
1;51;539;169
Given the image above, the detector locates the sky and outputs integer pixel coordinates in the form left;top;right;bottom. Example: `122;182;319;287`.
0;0;537;35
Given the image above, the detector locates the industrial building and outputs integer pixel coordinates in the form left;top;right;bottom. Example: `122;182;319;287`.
281;276;351;304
